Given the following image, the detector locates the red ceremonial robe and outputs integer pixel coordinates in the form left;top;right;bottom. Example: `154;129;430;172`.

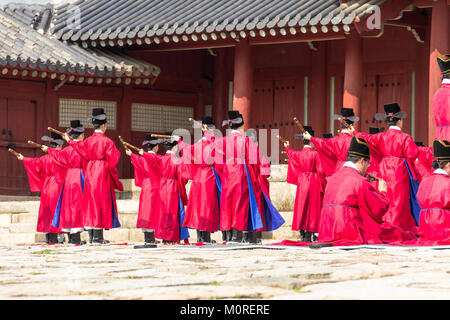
310;131;353;177
214;130;284;232
286;145;325;233
318;165;415;245
357;128;420;234
68;131;123;229
156;151;190;242
178;134;220;232
415;146;434;180
432;82;450;140
416;170;450;244
47;144;87;230
130;152;162;230
23;154;64;233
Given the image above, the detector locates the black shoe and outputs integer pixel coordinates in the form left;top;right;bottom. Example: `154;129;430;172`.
88;229;94;244
243;231;258;244
91;229;110;244
202;231;215;244
231;229;243;242
197;230;204;243
304;231;313;242
312;233;318;242
299;230;306;242
69;232;86;245
46;233;58;244
144;231;158;244
222;230;233;242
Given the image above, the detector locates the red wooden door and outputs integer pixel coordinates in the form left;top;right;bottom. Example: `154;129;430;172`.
274;78;305;162
0;99;38;195
251;79;274;160
377;73;411;134
361;75;378;133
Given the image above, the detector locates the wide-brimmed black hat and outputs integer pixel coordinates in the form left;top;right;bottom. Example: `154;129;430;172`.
332;108;359;124
294;125;315;140
42;132;64;147
323;133;333;139
222;111;244;127
433;139;450;162
415;141;425;147
369;127;380;134
437;54;450;76
374;103;407;121
347;136;370;160
143;134;163;146
87;108;107;125
66;120;84;134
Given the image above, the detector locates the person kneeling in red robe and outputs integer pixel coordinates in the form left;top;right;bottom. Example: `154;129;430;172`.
416;139;450;244
318;136;415;245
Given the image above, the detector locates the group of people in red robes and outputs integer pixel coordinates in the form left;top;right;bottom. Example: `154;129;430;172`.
283;54;450;247
11;55;449;248
15;109;123;245
126;111;285;247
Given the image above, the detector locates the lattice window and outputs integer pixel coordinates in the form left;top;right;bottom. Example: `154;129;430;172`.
58;98;117;130
131;103;193;133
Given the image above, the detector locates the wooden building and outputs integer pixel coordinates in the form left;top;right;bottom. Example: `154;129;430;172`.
0;0;448;195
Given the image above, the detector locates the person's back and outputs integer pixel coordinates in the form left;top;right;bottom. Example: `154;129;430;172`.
433;55;450;140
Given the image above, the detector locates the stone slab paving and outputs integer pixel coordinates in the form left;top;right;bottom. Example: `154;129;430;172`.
0;242;449;300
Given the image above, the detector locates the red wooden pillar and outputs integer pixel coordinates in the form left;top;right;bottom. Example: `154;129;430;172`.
428;0;449;145
343;29;363;131
233;39;253;131
212;48;228;130
309;42;327;136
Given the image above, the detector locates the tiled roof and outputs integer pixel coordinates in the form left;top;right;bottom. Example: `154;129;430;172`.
0;8;160;84
48;0;388;46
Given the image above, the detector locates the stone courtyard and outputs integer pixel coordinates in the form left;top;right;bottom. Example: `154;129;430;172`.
1;165;449;301
1;242;450;300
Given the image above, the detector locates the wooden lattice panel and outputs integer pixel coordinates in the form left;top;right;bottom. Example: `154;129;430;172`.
131;103;193;133
59;98;117;130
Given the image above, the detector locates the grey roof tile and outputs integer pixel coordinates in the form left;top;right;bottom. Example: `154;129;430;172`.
0;9;160;80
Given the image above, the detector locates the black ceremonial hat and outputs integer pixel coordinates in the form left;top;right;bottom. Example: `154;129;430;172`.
332;108;359;124
66;120;84;134
202;116;214;126
437;54;450;76
415;141;425;147
222;111;244;127
433;139;450;162
347;136;370;160
87;108;107;124
323;133;333;139
42;131;64;147
375;102;407;121
369;127;380;134
143;134;162;146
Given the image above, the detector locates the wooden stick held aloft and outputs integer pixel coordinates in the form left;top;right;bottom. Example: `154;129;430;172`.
48;127;65;137
151;133;177;139
8;148;20;157
118;136;140;153
27;140;43;148
293;117;306;134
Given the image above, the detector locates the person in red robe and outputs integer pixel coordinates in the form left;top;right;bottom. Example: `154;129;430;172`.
356;103;421;236
214;111;285;244
126;134;163;248
433;55;450;141
16;132;65;244
177;116;220;243
43;121;87;245
416;139;450;244
284;126;325;242
64;108;123;244
318;136;415;245
156;136;191;243
304;108;358;177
